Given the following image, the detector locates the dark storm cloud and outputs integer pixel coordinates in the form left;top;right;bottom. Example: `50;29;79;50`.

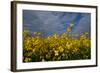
23;10;91;36
72;13;91;34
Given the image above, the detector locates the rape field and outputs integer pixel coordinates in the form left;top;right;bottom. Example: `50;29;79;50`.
23;24;91;62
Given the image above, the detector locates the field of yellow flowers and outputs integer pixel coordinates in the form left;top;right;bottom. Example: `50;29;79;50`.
23;24;91;62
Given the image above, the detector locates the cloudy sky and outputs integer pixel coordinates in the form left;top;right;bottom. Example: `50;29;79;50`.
23;10;91;36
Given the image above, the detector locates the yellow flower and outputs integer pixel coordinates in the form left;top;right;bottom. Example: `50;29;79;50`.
46;54;50;59
62;53;65;56
54;50;59;56
53;34;58;39
32;49;35;52
70;23;74;27
24;58;31;62
66;43;72;49
40;56;44;59
42;59;45;62
37;32;41;35
67;27;71;32
58;46;64;52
